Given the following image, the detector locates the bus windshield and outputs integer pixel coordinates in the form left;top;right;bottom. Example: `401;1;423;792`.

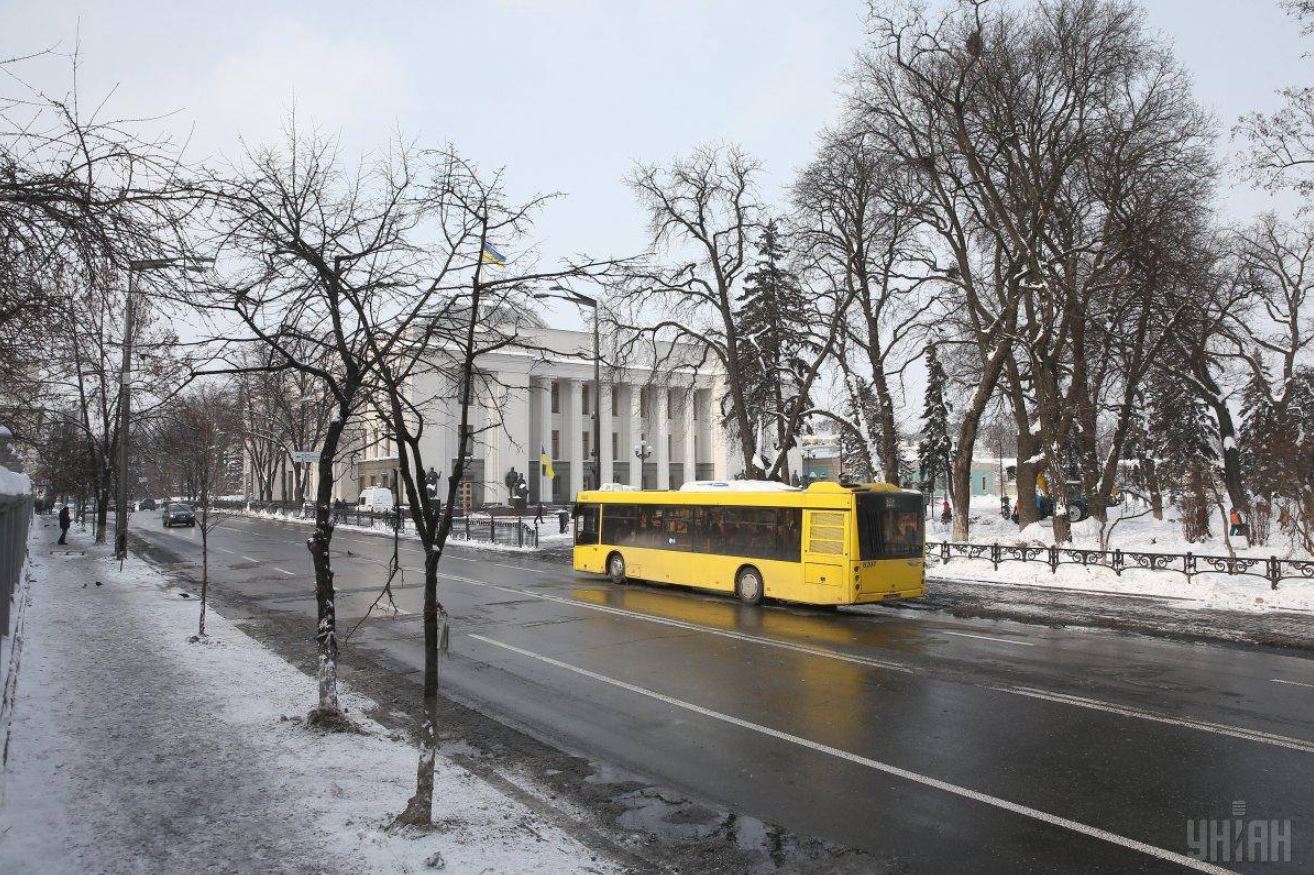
574;503;600;545
855;493;923;559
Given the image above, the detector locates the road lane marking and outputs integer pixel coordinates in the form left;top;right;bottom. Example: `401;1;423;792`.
998;686;1314;754
274;568;296;576
213;546;235;555
492;562;550;575
942;631;1034;647
469;634;1239;875
187;523;1313;753
437;571;1314;754
241;555;260;563
1272;678;1314;689
438;572;913;674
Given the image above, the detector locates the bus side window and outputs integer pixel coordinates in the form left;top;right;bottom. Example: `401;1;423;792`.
666;507;690;549
689;507;708;552
602;503;635;544
778;508;801;561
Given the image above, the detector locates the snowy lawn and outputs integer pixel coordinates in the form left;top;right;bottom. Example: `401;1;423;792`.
0;523;614;874
926;496;1314;614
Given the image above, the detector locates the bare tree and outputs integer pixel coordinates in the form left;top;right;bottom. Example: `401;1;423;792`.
193;124;436;729
617;146;768;476
857;0;1214;541
357;147;620;826
0;47;196;498
1238;0;1314;194
793;124;935;484
618;145;852;480
160;385;240;637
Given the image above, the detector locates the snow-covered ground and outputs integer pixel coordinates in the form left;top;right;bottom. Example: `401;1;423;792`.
237;507;575;553
0;524;614;874
0;468;30;496
926;496;1314;614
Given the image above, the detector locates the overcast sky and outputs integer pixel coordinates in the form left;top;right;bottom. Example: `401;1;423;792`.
3;0;1310;330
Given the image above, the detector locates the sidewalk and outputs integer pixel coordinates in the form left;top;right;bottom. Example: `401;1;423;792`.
0;520;616;874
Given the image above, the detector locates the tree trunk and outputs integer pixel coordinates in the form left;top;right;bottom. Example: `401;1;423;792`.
1014;431;1041;529
1196;367;1247;513
95;484;110;543
1145;457;1163;520
869;365;901;486
398;548;441;825
199;506;209;638
307;414;349;724
950;346;1008;541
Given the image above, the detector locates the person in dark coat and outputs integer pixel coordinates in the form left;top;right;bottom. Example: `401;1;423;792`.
58;504;71;545
535;501;545;524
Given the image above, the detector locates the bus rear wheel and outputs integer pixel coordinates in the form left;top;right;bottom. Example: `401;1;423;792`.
735;567;764;606
607;552;627;585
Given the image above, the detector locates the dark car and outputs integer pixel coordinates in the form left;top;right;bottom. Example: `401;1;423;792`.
163;502;196;528
139;498;157;511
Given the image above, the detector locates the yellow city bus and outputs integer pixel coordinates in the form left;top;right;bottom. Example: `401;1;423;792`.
571;482;925;606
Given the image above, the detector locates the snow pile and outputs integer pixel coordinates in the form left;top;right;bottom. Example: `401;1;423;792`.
925;496;1314;613
0;465;30;496
935;495;1311;561
678;480;799;492
0;525;615;874
238;507;573;550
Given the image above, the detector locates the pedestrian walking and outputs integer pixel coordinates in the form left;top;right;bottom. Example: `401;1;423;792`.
535;501;545;524
57;504;71;545
1229;508;1248;538
940;498;952;526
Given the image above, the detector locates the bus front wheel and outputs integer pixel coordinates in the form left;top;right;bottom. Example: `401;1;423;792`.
735;567;764;606
607;552;627;585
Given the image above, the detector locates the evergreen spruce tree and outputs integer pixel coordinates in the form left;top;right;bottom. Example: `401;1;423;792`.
917;345;952;501
1239;371;1280;503
839;376;878;482
735;218;811;474
1146;368;1217;541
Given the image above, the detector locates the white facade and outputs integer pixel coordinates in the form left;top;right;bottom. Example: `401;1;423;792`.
336;324;740;508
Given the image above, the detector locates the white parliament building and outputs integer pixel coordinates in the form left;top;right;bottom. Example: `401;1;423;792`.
272;318;745;509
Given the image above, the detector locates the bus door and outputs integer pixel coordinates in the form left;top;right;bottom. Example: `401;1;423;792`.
802;509;847;589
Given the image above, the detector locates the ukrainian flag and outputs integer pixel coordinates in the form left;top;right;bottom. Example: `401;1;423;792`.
481;241;506;267
540;444;555;480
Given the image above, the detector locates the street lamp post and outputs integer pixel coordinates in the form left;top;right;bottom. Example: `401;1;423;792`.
115;256;213;562
634;440;652;489
532;286;600;490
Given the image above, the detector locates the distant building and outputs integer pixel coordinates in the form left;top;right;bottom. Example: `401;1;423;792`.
246;321;743;508
797;431;1017;500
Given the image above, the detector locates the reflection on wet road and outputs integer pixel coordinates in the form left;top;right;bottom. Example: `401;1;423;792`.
137;514;1314;873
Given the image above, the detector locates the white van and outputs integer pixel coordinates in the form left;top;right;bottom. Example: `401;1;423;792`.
357;486;395;511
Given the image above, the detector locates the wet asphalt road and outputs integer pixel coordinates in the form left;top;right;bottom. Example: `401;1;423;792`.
134;515;1314;873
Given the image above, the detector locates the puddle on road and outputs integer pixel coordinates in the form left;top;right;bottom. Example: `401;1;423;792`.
586;762;866;873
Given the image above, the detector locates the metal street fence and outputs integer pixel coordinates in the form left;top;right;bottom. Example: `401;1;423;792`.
925;540;1314;590
216;499;542;549
0;493;33;649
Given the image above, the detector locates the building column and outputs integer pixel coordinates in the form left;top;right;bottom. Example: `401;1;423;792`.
655;385;670;489
566;379;584;498
599;379;613;486
683;387;697;486
627;384;643;488
531;378;550;503
712;376;729;479
500;370;531;503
